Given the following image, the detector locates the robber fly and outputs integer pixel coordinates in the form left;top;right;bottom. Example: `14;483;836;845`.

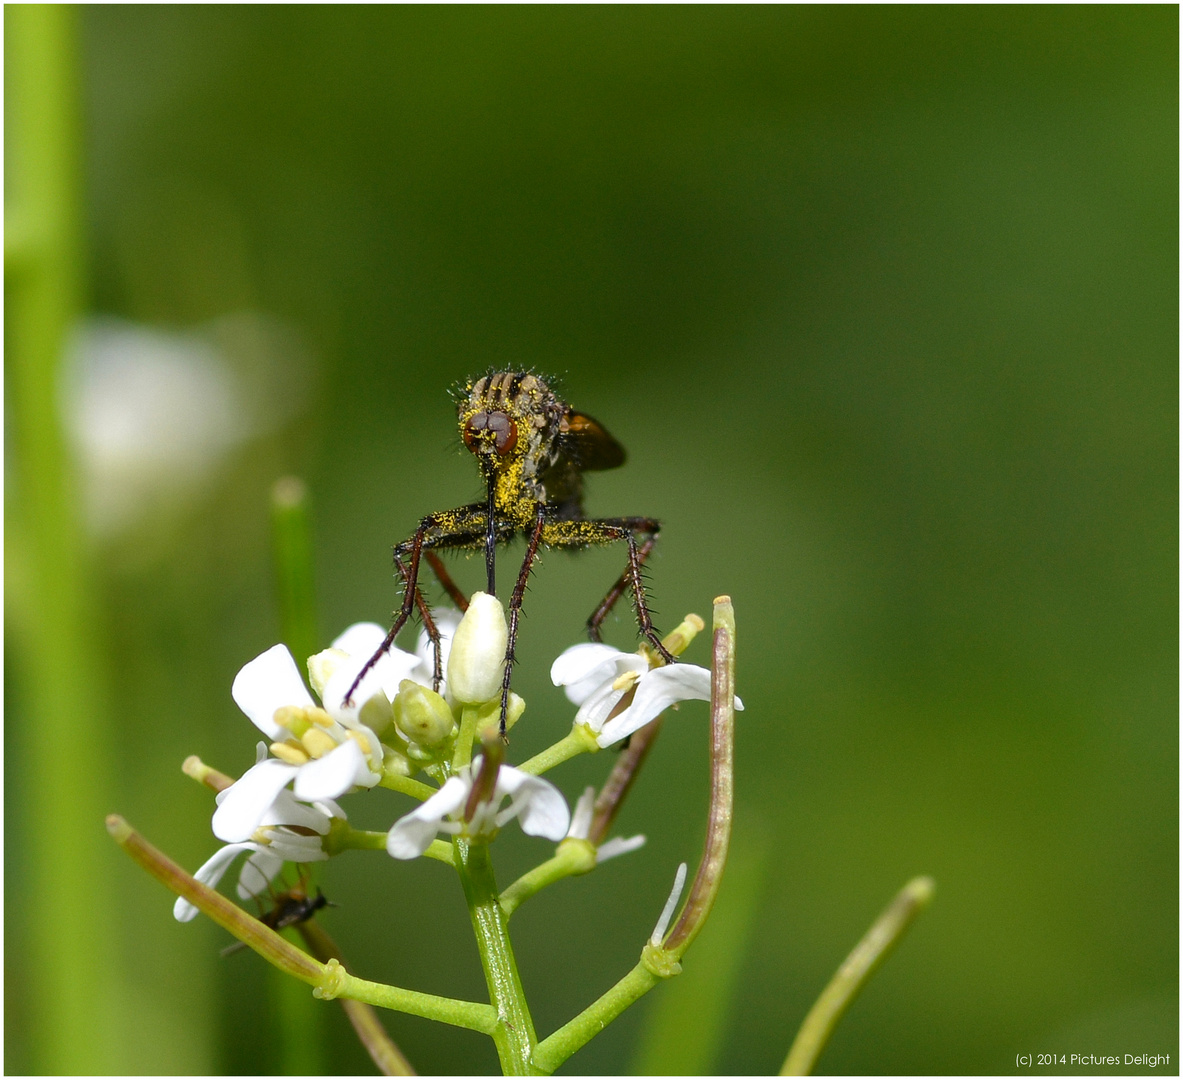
221;881;333;957
345;371;674;736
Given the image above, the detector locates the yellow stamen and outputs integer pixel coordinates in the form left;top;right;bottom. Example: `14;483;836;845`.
346;730;373;758
273;704;306;732
612;670;641;693
301;728;338;759
270;741;310;766
308;707;335;727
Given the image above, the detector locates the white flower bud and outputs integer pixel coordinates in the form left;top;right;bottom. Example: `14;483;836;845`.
393;679;456;747
446;592;507;704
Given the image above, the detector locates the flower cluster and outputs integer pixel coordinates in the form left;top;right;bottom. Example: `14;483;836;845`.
179;592;738;919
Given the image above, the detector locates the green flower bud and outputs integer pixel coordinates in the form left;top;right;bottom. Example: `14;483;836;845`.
393;679;456;747
472;692;525;739
446;591;507;704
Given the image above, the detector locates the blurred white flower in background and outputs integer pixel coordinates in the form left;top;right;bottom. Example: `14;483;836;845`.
64;312;314;537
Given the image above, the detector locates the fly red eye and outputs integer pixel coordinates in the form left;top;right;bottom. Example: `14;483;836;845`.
464;411;519;455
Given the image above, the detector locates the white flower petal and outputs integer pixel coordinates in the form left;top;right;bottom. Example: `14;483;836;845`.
566;786;596;840
174;842;257;921
596;664;713;747
551;643;636;705
263;789;335;835
494;766;570;841
293;739;365;801
574;679;630;731
322;648;421;725
212;759;299;842
311;797;347;820
232;644;315;738
236;847;285;900
264;830;331;864
596;834;647;863
331;622;390;656
386;776;469;859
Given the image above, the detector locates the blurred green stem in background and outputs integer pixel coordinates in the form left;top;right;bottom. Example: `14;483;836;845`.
4;5;124;1072
268;475;324;1072
271;476;320;670
781;875;937;1076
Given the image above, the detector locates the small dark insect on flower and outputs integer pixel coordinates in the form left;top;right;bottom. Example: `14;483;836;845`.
221;883;333;958
345;371;674;736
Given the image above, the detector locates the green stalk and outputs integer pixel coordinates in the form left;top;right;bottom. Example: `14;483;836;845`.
499;840;596;918
531;961;661;1075
269;476;323;1072
454;838;538;1074
5;7;122;1072
516;724;599;775
781;876;936;1076
271;476;320;667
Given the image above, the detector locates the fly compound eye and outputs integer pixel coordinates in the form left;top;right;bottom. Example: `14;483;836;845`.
464;411;518;456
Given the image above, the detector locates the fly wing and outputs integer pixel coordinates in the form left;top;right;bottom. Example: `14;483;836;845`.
560;411;626;471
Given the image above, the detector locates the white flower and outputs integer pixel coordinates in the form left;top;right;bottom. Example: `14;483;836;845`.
566;786;646;863
175;784;341;922
212;645;385;842
386;757;569;859
550;643;744;748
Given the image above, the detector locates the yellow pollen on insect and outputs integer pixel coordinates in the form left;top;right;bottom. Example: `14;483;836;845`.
612;670;641;692
301;728;338;759
270;740;310;766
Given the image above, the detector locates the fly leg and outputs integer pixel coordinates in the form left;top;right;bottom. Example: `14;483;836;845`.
425;551;470;612
495;506;547;739
583;517;673;665
343;503;488;706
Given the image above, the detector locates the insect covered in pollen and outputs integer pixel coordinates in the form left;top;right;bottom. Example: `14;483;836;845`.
344;371;674;736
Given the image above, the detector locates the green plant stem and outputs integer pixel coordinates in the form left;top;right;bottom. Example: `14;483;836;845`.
323;966;498;1034
108;815;324;983
341;828;453;865
271;477;319;669
517;724;599;775
780;876;936;1076
453;705;481;769
663;596;736;954
268;479;321;1080
6;6;122;1071
531;959;665;1075
110;815;495;1035
499;840;596;918
379;773;438;801
454;838;538;1074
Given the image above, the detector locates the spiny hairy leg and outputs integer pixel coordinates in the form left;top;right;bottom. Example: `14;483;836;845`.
344;503;489;706
540;516;674;665
497;507;547;739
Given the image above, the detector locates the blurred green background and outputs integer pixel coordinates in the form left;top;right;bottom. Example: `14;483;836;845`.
5;5;1177;1075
